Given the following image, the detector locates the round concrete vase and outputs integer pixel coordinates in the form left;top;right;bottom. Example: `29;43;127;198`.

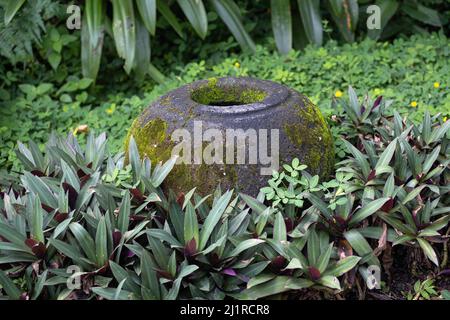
126;77;334;195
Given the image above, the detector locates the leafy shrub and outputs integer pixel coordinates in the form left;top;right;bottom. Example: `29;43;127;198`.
0;0;64;64
0;132;177;299
2;0;448;80
1;33;448;171
0;86;448;300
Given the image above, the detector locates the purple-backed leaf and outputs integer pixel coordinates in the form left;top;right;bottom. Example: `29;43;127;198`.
240;274;250;283
223;268;237;276
130;188;145;203
271;256;287;270
157;270;174;280
76;168;86;178
130;214;146;222
32;242;46;258
25;239;46;258
41;203;54;213
284;217;294;233
25;238;38;248
62;182;78;209
176;192;185;208
381;198;394;213
20;293;30;300
31;170;45;177
55;212;68;223
184;238;197;257
372;96;383;111
308;266;321;281
209;253;221;267
361;105;366;114
367;170;376;182
125;248;135;258
112;230;122;248
79;174;91;188
154;214;166;225
438;269;450;276
96;263;109;275
335;216;347;228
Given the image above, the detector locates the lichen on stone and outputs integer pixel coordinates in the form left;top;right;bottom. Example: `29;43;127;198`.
124;117;171;164
283;96;334;178
124;78;334;195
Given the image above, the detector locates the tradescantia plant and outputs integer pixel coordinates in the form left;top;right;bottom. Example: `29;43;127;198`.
0;132;177;299
1;88;449;300
234;222;362;299
235;89;449;298
269;0;445;54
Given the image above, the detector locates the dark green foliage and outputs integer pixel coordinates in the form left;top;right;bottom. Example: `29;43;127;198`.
1;33;448;171
0;87;448;300
0;0;63;64
1;0;448;79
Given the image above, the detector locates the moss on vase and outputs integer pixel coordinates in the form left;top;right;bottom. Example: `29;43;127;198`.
125;120;239;194
124;117;171;164
124;77;334;196
283;97;334;178
191;77;267;106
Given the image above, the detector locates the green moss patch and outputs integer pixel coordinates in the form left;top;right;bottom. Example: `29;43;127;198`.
283;97;335;178
191;78;267;106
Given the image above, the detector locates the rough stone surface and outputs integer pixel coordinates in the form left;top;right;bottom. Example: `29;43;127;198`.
125;77;334;196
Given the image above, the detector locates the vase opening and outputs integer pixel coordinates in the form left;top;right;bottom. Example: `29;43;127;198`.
191;80;267;107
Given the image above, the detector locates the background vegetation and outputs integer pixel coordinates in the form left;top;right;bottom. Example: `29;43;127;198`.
0;0;449;300
1;33;448;170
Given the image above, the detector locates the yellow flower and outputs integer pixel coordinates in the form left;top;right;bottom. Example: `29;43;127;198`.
410;101;418;108
335;90;343;98
234;62;240;68
434;82;440;88
106;103;116;115
444;116;448;122
374;88;382;96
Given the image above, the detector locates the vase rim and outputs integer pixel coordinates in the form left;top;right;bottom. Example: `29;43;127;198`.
187;77;289;115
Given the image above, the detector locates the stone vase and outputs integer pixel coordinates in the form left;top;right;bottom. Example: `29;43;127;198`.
126;77;334;196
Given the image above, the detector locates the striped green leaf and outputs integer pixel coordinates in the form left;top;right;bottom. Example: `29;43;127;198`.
211;0;256;52
297;0;323;46
111;0;136;74
177;0;208;39
4;0;26;25
271;0;292;54
136;0;157;35
81;0;105;80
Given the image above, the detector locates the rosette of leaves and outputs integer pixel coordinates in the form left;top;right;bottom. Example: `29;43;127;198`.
138;188;273;299
235;224;361;299
332;106;449;266
235;192;362;299
0;133;177;299
332;87;390;143
90;248;200;300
